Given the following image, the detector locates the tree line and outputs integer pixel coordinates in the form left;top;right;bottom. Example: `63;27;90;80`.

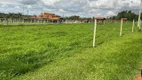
0;13;31;19
0;10;141;21
63;10;142;21
109;10;142;21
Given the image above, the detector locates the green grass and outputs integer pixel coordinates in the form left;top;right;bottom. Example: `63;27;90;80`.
0;22;142;80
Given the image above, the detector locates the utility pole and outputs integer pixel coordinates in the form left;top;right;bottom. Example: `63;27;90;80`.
27;10;29;15
22;5;25;24
23;5;25;15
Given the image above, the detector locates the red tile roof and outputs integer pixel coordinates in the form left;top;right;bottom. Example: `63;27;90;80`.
95;17;106;20
31;12;60;20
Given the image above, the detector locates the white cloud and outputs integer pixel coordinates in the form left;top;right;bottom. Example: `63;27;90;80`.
0;0;141;17
59;9;66;12
106;11;116;16
14;6;21;9
0;0;19;4
89;0;114;8
41;0;61;6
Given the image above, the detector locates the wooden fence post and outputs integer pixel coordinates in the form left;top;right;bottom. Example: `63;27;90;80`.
120;19;123;36
93;19;97;48
132;19;135;32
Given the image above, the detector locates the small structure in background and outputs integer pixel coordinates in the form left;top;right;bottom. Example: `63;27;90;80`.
121;18;127;23
95;17;106;24
41;12;60;21
31;12;61;23
82;19;89;23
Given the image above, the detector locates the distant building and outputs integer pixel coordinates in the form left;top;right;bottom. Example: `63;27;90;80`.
95;17;106;24
121;18;127;22
32;12;61;21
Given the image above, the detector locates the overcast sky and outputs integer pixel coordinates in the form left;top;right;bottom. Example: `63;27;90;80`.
0;0;141;17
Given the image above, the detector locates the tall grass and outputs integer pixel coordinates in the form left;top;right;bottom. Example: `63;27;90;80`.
0;22;141;80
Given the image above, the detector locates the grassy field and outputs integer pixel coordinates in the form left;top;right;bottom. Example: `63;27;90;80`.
0;22;142;80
